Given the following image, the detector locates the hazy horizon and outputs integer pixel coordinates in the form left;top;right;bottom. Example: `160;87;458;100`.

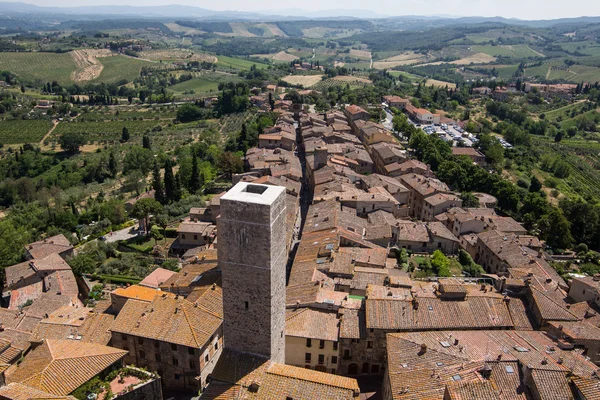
5;0;600;20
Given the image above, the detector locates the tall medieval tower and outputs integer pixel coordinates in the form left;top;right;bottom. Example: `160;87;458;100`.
218;182;287;363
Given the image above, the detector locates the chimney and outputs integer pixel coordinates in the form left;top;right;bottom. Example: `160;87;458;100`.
419;343;427;354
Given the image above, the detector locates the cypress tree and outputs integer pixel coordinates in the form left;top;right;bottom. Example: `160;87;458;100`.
108;152;118;178
164;159;177;202
152;161;166;204
121;126;130;142
190;152;201;193
174;172;182;201
142;135;151;150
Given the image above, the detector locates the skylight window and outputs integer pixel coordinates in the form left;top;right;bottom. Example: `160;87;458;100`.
505;365;514;373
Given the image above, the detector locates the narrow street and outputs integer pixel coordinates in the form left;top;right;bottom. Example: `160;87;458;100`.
285;117;313;280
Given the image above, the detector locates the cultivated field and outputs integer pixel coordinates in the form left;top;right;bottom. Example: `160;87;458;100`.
471;44;543;58
312;75;373;91
168;78;220;94
332;75;372;84
92;56;153;84
52;120;163;142
373;51;427;69
263;23;287;37
70;49;113;82
425;79;457;88
139;49;217;63
0;119;53;145
349;49;371;59
251;51;298;62
0;52;76;83
230;23;255;37
216;56;268;70
424;53;497;66
281;74;324;87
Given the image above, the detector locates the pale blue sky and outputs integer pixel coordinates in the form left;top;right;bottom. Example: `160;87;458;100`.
12;0;600;19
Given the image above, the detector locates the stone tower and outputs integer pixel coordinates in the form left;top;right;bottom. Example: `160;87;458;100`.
218;182;287;363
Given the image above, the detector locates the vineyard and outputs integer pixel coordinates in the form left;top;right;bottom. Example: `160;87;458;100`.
219;112;252;136
51;120;164;142
77;107;177;122
0;52;76;84
534;137;600;200
0;119;53;144
91;56;153;84
312;77;371;92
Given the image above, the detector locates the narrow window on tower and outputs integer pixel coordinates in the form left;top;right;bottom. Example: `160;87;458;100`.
244;301;249;310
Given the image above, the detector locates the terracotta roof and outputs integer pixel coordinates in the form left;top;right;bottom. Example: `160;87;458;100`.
208;348;359;399
6;253;71;289
571;376;600;400
111;285;173;303
386;330;596;400
0;383;76;400
7;340;127;396
23;293;80;320
31;311;115;345
138;268;177;289
177;219;216;235
445;380;502;400
366;295;514;330
25;235;72;260
159;262;220;290
400;174;450;197
0;308;25;330
339;309;367;340
451;147;484;157
530;369;573;400
110;294;222;348
397;221;430;243
285;308;339;342
345;104;367;115
529;286;579;322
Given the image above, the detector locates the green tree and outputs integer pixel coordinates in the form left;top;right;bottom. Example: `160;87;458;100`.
123;146;153;176
529;175;542;192
164;159;178;202
177;103;203;123
217;152;243;179
189;152;202;193
431;250;451;277
108;152;118;178
539;208;573;250
493;180;519;213
460;192;480;208
150;225;163;245
59;132;86;153
121;126;130;142
152;161;165;205
142;135;151;150
131;198;163;235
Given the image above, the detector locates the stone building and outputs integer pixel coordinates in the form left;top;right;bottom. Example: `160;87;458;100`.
285;308;340;374
110;289;223;392
218;182;287;363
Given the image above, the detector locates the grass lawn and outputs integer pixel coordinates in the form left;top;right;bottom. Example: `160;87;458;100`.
216;55;268;70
